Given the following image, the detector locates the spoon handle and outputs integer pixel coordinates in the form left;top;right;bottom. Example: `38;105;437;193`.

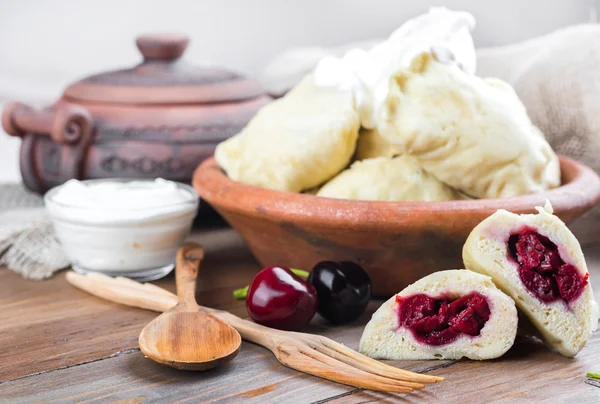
175;243;205;310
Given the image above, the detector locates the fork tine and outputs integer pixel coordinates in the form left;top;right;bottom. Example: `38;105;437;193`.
315;336;443;384
282;350;415;394
311;342;429;386
299;346;424;389
297;346;424;391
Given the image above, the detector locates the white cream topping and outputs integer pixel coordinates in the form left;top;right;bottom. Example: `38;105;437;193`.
313;7;476;129
47;178;197;223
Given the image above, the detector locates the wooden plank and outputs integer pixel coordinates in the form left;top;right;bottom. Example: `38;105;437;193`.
0;228;260;381
0;270;156;382
0;348;450;404
0;304;450;403
321;245;600;403
1;227;600;403
0;343;350;404
0;224;452;402
422;334;600;403
323;333;600;404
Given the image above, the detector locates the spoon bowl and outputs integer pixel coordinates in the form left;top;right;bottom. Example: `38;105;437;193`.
138;243;241;370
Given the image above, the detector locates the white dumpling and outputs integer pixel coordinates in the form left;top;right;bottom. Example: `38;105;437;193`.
215;75;359;192
378;52;560;199
316;156;461;202
359;269;518;360
463;203;599;357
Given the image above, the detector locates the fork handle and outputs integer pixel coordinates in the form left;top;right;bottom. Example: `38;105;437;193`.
208;310;282;350
65;271;281;351
66;271;177;312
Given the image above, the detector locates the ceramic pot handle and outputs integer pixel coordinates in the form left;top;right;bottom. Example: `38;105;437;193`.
136;33;189;61
2;101;93;145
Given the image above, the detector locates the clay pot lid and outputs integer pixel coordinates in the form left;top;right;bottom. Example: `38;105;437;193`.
63;33;265;105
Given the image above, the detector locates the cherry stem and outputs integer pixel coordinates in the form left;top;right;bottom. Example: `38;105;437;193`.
233;268;310;300
587;372;600;380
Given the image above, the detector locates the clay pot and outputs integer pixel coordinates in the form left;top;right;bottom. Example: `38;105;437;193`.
1;34;271;193
193;156;600;296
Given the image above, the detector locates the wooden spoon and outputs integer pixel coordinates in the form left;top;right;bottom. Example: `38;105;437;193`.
138;243;241;370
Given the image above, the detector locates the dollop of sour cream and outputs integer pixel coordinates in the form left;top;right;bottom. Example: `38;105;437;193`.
313;7;476;129
48;178;197;223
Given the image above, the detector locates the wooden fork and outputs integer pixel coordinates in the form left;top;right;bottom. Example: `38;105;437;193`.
66;271;443;393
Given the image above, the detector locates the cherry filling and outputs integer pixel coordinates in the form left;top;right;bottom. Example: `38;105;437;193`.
396;292;491;346
508;227;588;304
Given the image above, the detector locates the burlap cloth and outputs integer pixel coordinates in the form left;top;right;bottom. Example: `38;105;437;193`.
2;24;600;279
0;184;69;279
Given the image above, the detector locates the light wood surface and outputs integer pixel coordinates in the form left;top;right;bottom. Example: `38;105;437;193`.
1;227;600;403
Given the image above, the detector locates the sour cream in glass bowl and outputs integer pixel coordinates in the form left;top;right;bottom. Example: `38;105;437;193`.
44;178;199;281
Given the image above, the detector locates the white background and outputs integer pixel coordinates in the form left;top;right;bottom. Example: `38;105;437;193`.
0;0;597;182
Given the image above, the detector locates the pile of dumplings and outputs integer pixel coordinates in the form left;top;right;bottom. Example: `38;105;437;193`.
215;52;561;202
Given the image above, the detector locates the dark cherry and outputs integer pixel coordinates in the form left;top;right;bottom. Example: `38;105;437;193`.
396;292;491;346
308;261;371;325
246;266;318;331
508;227;588;304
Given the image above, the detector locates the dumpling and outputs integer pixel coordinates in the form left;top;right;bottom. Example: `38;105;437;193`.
463;203;599;357
378;52;560;199
316;156;461;201
359;270;518;360
355;128;399;160
215;75;359;192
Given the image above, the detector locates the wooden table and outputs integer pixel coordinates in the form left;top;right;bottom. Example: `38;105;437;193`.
1;226;600;403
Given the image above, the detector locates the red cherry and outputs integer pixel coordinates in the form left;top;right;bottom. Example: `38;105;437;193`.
246;266;318;331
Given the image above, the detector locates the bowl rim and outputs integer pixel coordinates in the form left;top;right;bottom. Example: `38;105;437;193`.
193;155;600;226
44;178;199;226
44;178;199;211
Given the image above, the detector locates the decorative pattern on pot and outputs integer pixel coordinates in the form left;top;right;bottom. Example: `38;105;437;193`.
0;33;271;193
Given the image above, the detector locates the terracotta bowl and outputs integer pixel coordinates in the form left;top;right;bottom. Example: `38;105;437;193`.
193;156;600;296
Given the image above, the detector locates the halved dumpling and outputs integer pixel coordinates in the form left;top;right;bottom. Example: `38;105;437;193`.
359;270;517;360
215;75;359;192
316;156;462;202
463;203;599;357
